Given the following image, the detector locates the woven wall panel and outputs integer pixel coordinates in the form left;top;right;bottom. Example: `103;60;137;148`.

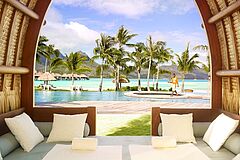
207;0;240;114
0;0;37;113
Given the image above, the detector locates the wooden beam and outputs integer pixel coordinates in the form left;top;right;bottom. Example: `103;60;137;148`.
216;70;240;77
208;0;240;24
0;66;29;74
32;107;96;136
151;107;220;136
3;0;39;19
195;0;222;109
22;0;52;116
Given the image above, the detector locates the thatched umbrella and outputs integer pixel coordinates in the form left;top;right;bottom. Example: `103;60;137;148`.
38;72;56;85
112;78;130;88
112;78;130;83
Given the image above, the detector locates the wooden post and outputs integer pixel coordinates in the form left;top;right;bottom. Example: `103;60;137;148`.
21;0;52;116
208;0;240;24
3;0;39;19
195;0;222;109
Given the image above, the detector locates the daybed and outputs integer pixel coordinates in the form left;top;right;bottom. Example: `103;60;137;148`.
0;107;96;160
1;107;240;160
151;107;240;160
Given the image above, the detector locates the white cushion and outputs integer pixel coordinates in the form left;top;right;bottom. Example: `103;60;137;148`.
203;113;239;151
47;114;87;142
233;154;240;160
5;113;44;152
160;113;196;143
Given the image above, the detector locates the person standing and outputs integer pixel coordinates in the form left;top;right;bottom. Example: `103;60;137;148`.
169;73;179;96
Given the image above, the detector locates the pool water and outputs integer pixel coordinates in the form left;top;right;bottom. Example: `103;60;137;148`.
35;91;210;104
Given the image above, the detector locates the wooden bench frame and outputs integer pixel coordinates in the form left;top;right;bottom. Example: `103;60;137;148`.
0;107;96;136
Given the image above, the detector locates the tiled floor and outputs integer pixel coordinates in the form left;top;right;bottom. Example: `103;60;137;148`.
36;101;211;114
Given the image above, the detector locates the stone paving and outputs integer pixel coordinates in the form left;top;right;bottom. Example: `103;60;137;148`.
36;101;211;114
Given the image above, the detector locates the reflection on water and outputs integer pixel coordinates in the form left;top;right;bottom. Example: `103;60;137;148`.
35;91;210;104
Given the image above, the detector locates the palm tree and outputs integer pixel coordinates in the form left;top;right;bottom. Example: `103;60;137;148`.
193;45;210;73
42;45;61;73
114;26;137;91
145;36;166;91
193;45;208;52
193;44;210;94
36;36;48;64
48;56;63;73
175;43;200;92
127;42;147;91
92;33;114;92
154;45;173;90
63;52;91;86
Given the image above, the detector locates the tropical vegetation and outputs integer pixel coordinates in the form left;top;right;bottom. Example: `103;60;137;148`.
175;43;200;92
36;26;208;93
92;33;114;92
113;26;137;91
62;52;91;86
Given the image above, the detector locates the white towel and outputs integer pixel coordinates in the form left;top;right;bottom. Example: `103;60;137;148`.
152;136;177;148
43;144;122;160
129;144;210;160
72;138;97;151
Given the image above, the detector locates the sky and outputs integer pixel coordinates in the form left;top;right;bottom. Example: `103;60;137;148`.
40;0;208;63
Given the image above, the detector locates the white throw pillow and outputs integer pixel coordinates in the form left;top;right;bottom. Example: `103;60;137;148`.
160;113;196;143
47;114;87;142
5;113;44;152
233;154;240;160
203;113;239;151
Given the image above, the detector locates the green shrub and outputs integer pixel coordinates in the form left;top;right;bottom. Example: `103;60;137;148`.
130;86;138;91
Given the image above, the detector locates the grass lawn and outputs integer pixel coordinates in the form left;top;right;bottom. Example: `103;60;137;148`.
97;114;151;136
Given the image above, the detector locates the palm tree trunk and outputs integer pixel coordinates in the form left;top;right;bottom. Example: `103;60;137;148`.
116;65;120;90
71;72;74;86
137;68;141;91
44;58;48;73
181;74;185;93
115;70;118;91
147;57;152;91
99;62;104;92
152;74;155;90
156;68;159;91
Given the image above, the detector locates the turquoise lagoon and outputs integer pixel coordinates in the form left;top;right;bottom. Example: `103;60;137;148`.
35;91;210;104
35;78;210;104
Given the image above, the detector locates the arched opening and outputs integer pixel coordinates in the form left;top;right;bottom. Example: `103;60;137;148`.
0;0;239;159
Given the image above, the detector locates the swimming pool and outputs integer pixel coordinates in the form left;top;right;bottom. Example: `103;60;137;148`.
35;91;210;104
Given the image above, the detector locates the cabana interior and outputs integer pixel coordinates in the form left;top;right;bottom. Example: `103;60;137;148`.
0;0;239;160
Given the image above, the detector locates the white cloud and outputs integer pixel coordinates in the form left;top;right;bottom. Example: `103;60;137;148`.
53;0;195;18
149;30;208;63
150;30;206;49
41;7;100;55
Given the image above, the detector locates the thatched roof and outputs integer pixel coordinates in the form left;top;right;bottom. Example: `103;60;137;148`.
38;72;56;81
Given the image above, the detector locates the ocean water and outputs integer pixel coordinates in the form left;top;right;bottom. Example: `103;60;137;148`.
34;78;209;91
